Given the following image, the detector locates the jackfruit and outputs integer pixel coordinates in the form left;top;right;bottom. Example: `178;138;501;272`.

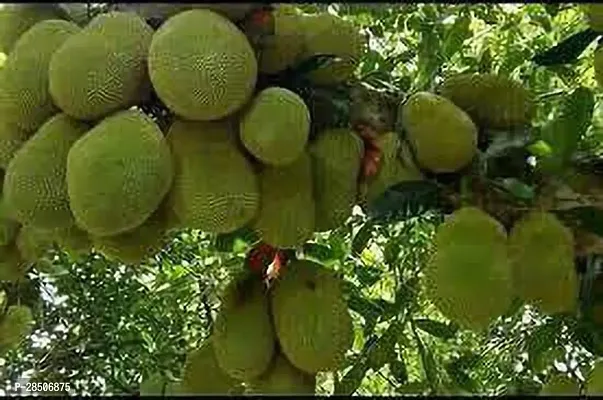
240;87;311;166
212;275;276;381
365;132;423;203
0;19;80;132
310;128;363;232
0;304;33;351
15;224;54;263
0;4;64;54
179;340;243;395
4;114;88;230
116;4;259;23
423;207;513;331
438;73;535;129
508;211;577;315
49;12;153;120
0;121;30;170
66;109;173;237
0;244;27;282
540;375;580;396
586;360;603;395
401;92;477;173
0;196;19;246
51;225;92;259
585;4;603;32
166;119;259;233
247;353;316;395
148;9;257;121
253;152;315;248
271;260;353;373
258;6;305;74
300;13;367;85
595;47;603;88
92;210;167;265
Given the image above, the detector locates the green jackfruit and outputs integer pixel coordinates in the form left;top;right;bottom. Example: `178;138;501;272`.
179;340;243;395
258;6;305;74
4;114;88;230
15;225;54;263
300;13;367;85
0;121;30;170
0;19;80;132
0;195;19;246
365;132;423;203
166;119;259;233
92;210;167;265
0;304;33;351
424;207;513;331
49;12;153;120
0;244;27;282
595;47;603;88
253;152;315;248
438;73;535;129
67;109;173;237
240;87;311;166
149;9;257;121
51;225;92;259
585;4;603;32
0;4;65;54
401;92;477;173
212;275;276;381
310;128;363;232
509;211;577;315
247;353;316;395
541;375;580;396
271;260;353;373
586;361;603;395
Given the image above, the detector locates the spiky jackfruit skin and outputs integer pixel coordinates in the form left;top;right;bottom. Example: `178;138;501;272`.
541;375;580;395
149;9;257;121
271;260;353;374
247;354;316;395
166;119;259;233
253;152;315;248
4;114;88;230
0;304;33;351
310;128;363;232
212;275;276;381
586;361;603;395
301;13;367;85
508;211;577;315
424;207;513;331
179;340;243;395
438;73;535;129
49;12;153;121
0;244;27;282
401;92;477;174
240;87;311;166
585;5;603;32
67;110;173;237
0;122;30;170
92;210;167;265
0;20;80;133
595;47;603;88
0;5;64;54
0;197;19;246
366;132;423;203
258;6;305;74
15;225;54;263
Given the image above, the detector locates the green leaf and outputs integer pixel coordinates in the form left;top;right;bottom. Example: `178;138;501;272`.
347;293;384;322
213;227;258;253
351;222;374;256
367;321;399;369
390;359;408;384
414;318;459;340
492;178;535;201
353;264;382;287
525;319;561;371
442;15;471;59
532;28;600;66
302;242;335;263
334;360;370;395
555;206;603;237
414;329;439;392
445;360;477;394
367;181;441;223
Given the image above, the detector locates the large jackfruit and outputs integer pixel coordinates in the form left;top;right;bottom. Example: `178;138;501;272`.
0;4;65;54
401;92;477;173
3;114;88;230
310;128;363;232
271;260;353;374
0;19;80;132
585;4;603;32
438;73;535;129
0;195;19;246
300;13;367;85
212;275;276;381
0;121;30;170
424;207;513;331
240;87;311;166
49;12;153;120
67;110;173;237
258;6;305;74
166;119;259;233
92;209;167;265
179;340;243;395
253;152;315;248
365;132;423;203
0;304;33;352
149;9;257;121
247;353;316;395
508;211;577;315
